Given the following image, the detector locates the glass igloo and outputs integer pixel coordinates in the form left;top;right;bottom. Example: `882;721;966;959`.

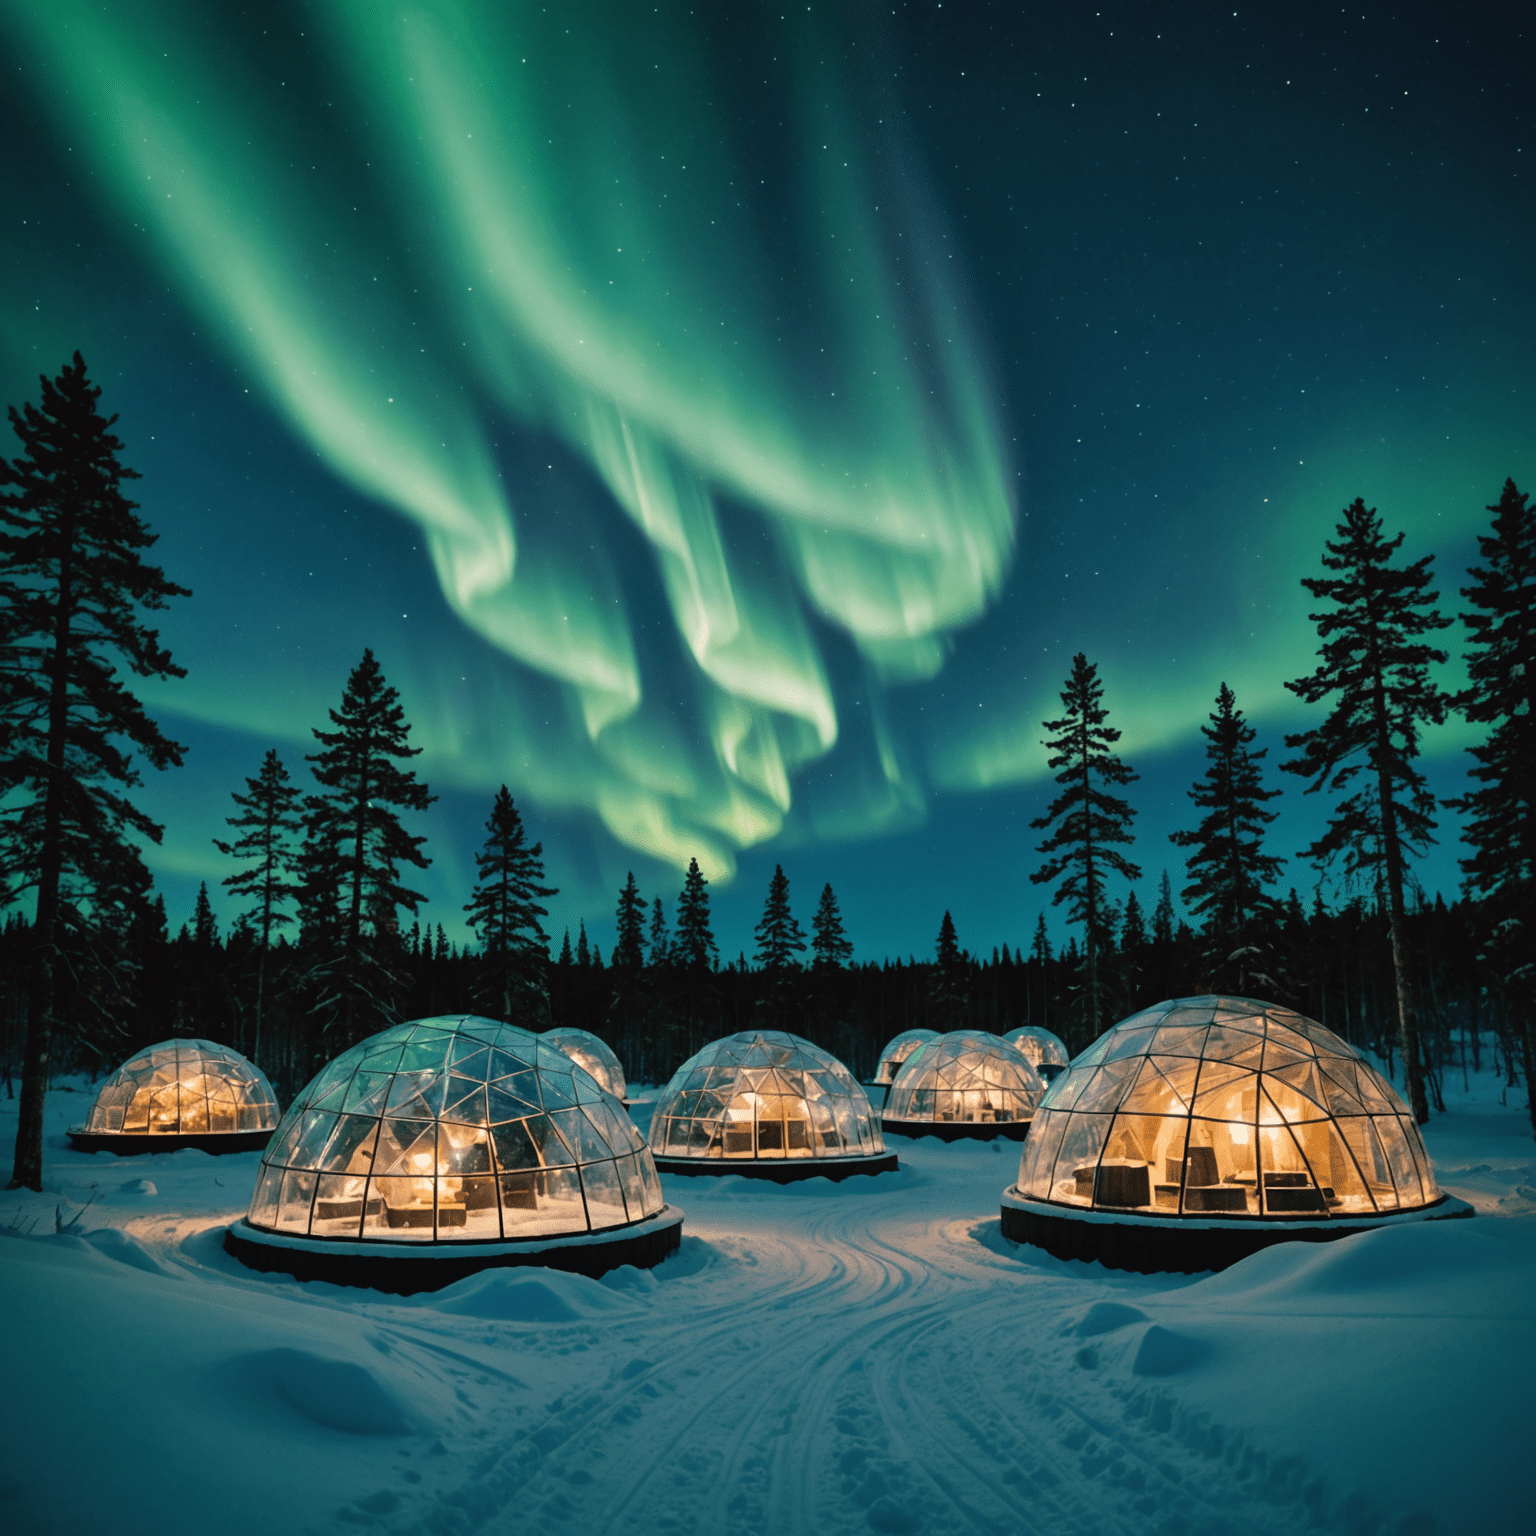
649;1031;897;1181
1002;1026;1071;1083
1001;996;1471;1273
544;1027;628;1103
224;1016;682;1292
882;1030;1044;1142
68;1039;278;1154
872;1028;939;1088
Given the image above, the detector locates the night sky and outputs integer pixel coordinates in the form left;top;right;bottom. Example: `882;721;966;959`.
3;2;1531;962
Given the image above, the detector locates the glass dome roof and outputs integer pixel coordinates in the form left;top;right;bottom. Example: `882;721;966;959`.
650;1031;886;1164
246;1015;664;1243
884;1031;1044;1128
873;1028;939;1086
82;1039;277;1136
544;1028;628;1102
1002;1026;1070;1079
1016;996;1442;1218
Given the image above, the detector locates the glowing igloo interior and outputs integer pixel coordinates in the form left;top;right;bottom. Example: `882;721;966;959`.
650;1031;887;1165
1015;996;1442;1217
884;1031;1044;1129
79;1039;277;1137
245;1016;664;1242
1003;1026;1071;1082
544;1027;628;1102
873;1028;938;1086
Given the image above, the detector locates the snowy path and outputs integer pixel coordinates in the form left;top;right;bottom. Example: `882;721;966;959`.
2;1080;1531;1536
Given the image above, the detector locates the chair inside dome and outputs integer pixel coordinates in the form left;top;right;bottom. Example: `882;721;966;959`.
247;1017;663;1243
1016;998;1440;1218
84;1040;277;1136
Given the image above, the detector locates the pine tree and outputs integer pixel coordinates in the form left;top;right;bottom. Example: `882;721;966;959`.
648;897;671;966
754;864;806;971
576;922;591;968
557;928;574;967
1451;478;1536;1134
1031;913;1052;965
612;873;646;971
0;354;189;1191
464;786;556;1023
1282;497;1452;1122
301;649;434;1050
931;911;968;1029
1170;683;1286;994
675;857;718;971
1030;653;1141;1042
811;882;853;970
1152;872;1176;947
214;748;301;1065
1121;891;1147;952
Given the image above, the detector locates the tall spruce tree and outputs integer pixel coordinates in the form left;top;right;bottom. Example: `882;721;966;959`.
0;354;189;1191
464;786;556;1023
1030;653;1141;1043
215;748;302;1065
301;650;434;1050
648;897;671;967
675;857;718;971
612;873;647;971
1451;478;1536;1132
754;864;806;972
1170;682;1286;994
811;883;853;970
1282;497;1451;1123
930;910;968;1029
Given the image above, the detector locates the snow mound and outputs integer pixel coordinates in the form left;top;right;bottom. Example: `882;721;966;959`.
117;1177;157;1195
422;1266;639;1322
1130;1323;1210;1377
82;1225;183;1279
220;1347;410;1435
1073;1299;1148;1337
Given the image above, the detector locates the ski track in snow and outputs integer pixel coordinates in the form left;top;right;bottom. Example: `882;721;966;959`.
2;1076;1531;1536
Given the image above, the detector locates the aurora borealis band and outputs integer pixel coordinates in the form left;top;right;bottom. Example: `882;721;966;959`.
1;3;1531;957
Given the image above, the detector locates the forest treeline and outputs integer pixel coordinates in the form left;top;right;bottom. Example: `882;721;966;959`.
3;355;1532;1187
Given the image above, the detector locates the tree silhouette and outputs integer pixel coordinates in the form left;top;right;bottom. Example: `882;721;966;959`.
648;897;671;967
215;748;302;1065
1171;682;1286;994
464;786;556;1023
302;650;434;1049
811;882;853;970
675;857;718;971
1282;497;1452;1122
1451;478;1535;1131
0;354;189;1191
1030;653;1141;1043
754;864;806;972
612;873;647;971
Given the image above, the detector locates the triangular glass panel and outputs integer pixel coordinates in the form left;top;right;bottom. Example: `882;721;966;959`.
1261;1075;1328;1125
386;1072;442;1119
487;1084;538;1124
1192;1068;1257;1121
1149;1024;1209;1057
487;1047;533;1081
1103;1026;1158;1062
343;1071;394;1116
442;1083;489;1126
448;1044;490;1081
1260;1040;1313;1073
1267;1059;1330;1113
1204;1026;1265;1064
1263;1021;1316;1057
1072;1060;1139;1113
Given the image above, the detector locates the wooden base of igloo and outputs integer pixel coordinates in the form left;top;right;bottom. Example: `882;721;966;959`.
998;1187;1474;1274
68;1128;275;1156
882;1117;1031;1144
651;1151;899;1182
224;1205;685;1294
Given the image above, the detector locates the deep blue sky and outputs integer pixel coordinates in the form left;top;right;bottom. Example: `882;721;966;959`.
2;2;1531;963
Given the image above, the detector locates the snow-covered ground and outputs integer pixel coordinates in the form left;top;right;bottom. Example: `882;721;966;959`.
1;1057;1531;1536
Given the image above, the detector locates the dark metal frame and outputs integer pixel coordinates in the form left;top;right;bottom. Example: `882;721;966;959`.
652;1151;899;1182
224;1206;684;1293
68;1128;274;1156
998;1188;1473;1274
883;1117;1031;1144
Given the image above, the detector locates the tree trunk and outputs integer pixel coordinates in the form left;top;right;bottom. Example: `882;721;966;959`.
9;529;73;1192
1377;776;1430;1122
